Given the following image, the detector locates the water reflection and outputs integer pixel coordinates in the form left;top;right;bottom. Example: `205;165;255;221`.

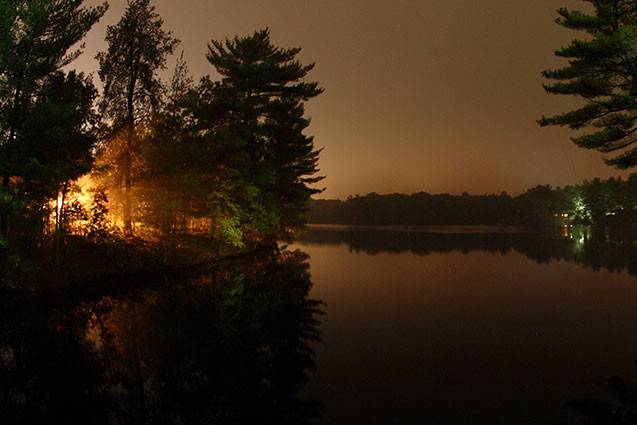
293;225;637;424
0;250;323;425
299;225;637;277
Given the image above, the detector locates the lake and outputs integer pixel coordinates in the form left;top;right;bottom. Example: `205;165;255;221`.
292;225;637;424
2;225;637;424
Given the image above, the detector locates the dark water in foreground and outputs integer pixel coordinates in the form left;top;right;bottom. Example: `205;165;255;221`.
292;225;637;425
2;225;637;424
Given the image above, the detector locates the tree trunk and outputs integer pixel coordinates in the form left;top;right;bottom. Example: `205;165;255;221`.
123;100;134;236
55;183;68;268
123;144;133;236
122;50;141;237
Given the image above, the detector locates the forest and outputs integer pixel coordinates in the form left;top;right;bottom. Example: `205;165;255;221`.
0;0;323;288
309;176;637;226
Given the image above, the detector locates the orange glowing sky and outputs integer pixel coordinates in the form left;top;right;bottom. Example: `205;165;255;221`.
76;0;628;199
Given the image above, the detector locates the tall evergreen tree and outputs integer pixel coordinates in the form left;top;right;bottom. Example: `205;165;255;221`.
540;1;637;169
21;70;99;232
96;0;178;235
0;0;107;236
203;29;324;240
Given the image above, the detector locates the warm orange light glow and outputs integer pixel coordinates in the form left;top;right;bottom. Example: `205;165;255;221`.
48;175;103;234
74;175;95;211
56;193;64;218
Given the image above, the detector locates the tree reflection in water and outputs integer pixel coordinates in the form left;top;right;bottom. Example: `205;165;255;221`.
298;225;637;278
0;249;323;425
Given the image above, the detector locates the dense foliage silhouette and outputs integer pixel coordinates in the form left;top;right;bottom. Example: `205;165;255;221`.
540;0;637;169
310;176;637;226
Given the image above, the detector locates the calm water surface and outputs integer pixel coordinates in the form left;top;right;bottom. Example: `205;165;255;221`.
2;225;637;424
292;225;637;424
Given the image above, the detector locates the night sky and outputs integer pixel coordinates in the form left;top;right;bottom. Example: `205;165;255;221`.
77;0;628;199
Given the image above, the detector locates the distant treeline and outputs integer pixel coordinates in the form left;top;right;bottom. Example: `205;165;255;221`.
309;176;637;226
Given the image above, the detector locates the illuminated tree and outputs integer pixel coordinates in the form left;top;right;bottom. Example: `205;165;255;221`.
96;0;178;235
135;53;201;238
202;29;324;240
540;1;637;169
87;189;110;241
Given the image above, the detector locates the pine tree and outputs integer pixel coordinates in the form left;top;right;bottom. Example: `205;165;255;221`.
22;70;99;232
0;0;107;235
96;0;178;235
204;29;324;239
540;1;637;169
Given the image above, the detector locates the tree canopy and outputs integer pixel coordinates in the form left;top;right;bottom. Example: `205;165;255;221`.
0;0;107;235
540;0;637;169
97;0;178;234
202;29;324;239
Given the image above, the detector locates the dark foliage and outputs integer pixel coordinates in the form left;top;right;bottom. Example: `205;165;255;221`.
0;0;107;235
202;29;324;238
309;176;637;226
540;1;637;169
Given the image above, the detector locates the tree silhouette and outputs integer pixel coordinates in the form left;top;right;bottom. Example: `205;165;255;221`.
97;0;178;235
0;0;107;236
540;1;637;169
202;29;324;240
